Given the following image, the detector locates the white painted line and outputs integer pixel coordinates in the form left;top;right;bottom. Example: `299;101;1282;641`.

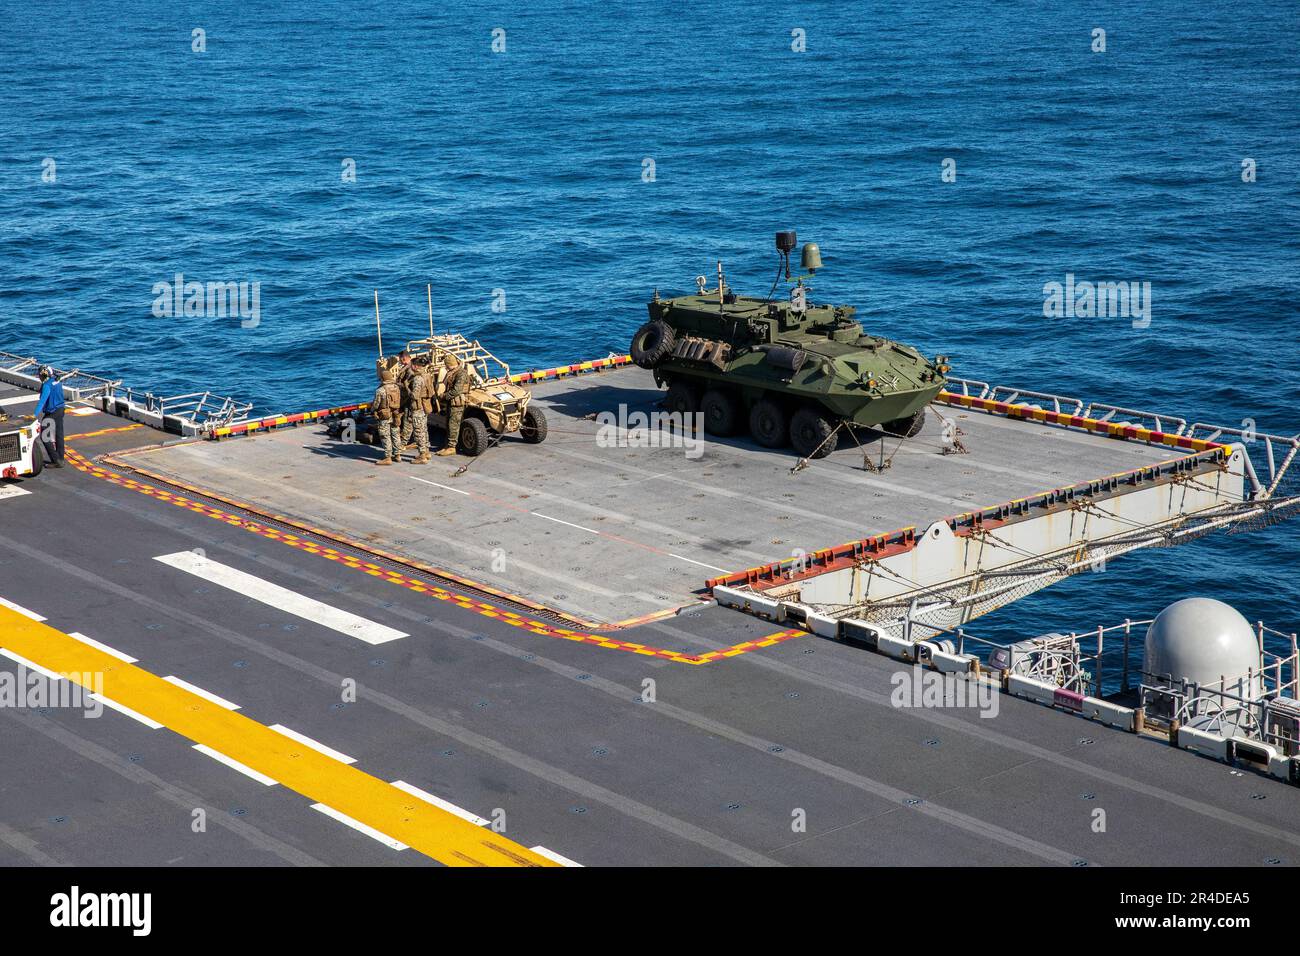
68;631;138;663
390;780;489;827
154;551;408;646
0;597;45;622
162;675;241;711
90;694;164;730
0;485;31;501
668;553;729;573
410;475;470;496
530;845;583;867
0;649;64;682
192;744;279;786
270;724;357;765
67;407;97;417
311;803;407;850
0;395;35;408
531;511;600;535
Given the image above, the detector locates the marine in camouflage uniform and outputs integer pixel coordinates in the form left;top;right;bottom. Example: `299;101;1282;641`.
371;367;402;465
400;359;432;464
393;350;413;446
436;355;474;456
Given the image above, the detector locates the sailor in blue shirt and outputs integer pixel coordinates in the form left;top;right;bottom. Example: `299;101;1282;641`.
33;365;67;468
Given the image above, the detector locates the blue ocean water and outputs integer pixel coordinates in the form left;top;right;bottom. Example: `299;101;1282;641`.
2;2;1298;646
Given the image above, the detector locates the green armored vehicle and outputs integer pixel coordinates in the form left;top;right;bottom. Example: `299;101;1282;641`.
629;231;950;458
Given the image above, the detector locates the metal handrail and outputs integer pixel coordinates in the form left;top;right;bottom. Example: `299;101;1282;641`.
985;386;1084;416
1187;423;1300;500
941;377;990;400
1083;403;1188;436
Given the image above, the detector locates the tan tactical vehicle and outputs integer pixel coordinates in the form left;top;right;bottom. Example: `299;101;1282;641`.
371;333;548;456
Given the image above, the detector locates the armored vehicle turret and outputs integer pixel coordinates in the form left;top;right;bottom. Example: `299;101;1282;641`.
629;231;950;458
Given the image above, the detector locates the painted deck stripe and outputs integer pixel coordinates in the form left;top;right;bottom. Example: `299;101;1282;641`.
669;553;729;573
90;693;164;729
0;485;31;501
270;724;357;765
0;394;35;407
391;780;489;827
409;475;471;496
530;845;583;867
68;631;138;663
0;605;554;867
162;675;241;710
311;803;408;850
193;744;279;786
531;511;600;535
0;597;45;622
153;551;409;645
0;649;64;681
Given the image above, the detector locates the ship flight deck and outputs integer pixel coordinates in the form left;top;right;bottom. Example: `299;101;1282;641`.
112;364;1183;628
2;364;1299;868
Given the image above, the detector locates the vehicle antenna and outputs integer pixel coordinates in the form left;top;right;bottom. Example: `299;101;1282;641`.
374;289;384;357
427;283;434;339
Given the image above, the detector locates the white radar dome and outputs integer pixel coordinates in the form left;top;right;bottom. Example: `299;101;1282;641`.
1143;598;1261;697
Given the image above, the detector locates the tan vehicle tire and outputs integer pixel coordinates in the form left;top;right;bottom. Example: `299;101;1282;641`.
521;407;548;444
458;417;491;456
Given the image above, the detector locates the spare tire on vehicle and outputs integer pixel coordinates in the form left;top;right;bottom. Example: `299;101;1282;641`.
630;319;676;369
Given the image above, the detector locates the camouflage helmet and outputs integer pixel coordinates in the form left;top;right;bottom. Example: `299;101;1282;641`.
444;354;460;370
379;367;396;384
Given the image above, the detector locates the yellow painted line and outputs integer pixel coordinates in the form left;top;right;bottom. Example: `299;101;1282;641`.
0;607;556;868
73;452;799;665
64;423;147;441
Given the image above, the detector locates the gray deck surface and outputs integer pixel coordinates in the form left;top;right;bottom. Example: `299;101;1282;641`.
126;366;1170;625
0;385;1295;868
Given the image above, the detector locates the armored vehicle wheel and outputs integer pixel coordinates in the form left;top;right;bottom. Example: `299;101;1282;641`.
664;380;699;415
630;319;676;369
700;388;740;436
882;408;926;438
790;406;836;459
458;417;491;456
749;398;789;448
520;406;548;444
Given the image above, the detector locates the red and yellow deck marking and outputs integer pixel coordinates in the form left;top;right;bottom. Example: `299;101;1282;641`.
509;354;632;385
66;423;147;440
0;605;554;866
936;391;1225;452
64;448;805;666
707;397;1229;592
206;356;633;439
210;404;366;439
102;453;606;631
